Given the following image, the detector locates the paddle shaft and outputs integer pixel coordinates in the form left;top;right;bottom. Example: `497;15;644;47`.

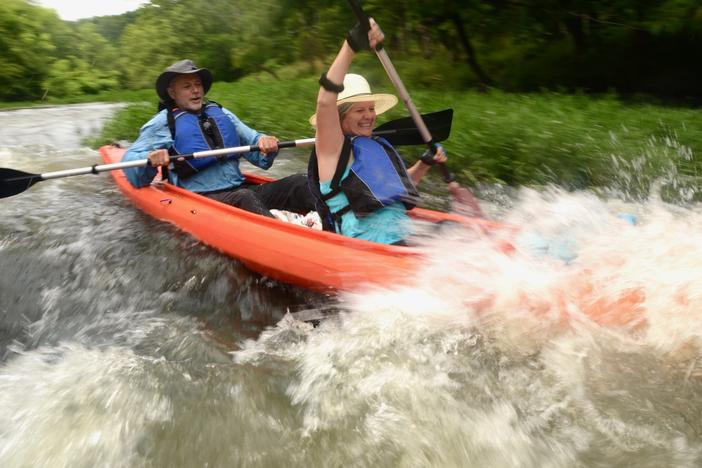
347;0;484;217
0;108;456;200
19;138;316;182
6;107;452;184
348;0;456;183
376;53;460;184
376;50;438;151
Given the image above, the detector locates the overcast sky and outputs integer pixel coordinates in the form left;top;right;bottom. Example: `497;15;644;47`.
37;0;148;21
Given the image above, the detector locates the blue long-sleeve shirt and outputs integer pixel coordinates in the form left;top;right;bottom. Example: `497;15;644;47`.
122;107;277;192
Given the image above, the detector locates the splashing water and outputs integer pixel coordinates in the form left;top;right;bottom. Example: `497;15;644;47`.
2;104;702;466
236;187;702;467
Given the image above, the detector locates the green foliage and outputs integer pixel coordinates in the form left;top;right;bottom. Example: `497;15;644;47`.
43;56;119;96
3;0;702;196
92;80;702;200
78;11;139;43
0;1;127;100
0;0;57;100
3;0;702;101
413;89;702;198
117;1;201;89
41;22;120;98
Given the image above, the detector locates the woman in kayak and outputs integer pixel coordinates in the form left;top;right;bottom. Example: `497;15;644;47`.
308;18;447;245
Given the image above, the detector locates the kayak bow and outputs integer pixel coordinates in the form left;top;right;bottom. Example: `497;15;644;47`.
100;144;504;292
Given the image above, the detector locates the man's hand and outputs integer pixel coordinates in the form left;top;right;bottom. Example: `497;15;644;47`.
148;149;170;166
257;135;279;154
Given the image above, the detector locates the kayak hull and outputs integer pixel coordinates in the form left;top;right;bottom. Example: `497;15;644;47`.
99;145;503;293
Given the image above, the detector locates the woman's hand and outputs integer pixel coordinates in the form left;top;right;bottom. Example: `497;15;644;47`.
432;145;448;164
368;18;384;50
347;18;384;51
419;145;448;166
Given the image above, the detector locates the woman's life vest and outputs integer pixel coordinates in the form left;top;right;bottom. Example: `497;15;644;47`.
308;135;419;232
167;101;241;179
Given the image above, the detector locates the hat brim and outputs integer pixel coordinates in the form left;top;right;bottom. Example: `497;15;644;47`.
309;93;398;126
156;68;213;102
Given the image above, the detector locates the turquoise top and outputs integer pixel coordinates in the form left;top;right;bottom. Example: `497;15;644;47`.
320;166;411;245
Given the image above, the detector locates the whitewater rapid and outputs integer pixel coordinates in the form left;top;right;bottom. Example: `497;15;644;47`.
1;103;701;467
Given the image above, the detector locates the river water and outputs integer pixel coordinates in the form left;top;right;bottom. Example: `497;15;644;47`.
1;103;701;467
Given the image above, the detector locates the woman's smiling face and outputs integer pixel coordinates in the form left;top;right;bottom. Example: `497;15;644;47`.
341;102;376;136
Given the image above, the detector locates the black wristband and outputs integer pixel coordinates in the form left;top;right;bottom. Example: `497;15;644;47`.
319;73;345;93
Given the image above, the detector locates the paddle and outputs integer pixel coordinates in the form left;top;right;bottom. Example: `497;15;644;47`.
0;139;312;200
347;0;484;218
374;108;453;146
0;111;452;199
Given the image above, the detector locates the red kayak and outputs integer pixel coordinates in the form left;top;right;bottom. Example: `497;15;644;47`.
99;144;507;293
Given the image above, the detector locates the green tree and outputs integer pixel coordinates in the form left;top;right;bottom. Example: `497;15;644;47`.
0;0;59;100
42;22;120;97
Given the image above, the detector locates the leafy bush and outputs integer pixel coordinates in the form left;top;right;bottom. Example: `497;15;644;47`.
92;80;702;201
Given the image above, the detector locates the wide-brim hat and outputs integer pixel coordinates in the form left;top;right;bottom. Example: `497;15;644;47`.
309;73;398;126
155;59;213;102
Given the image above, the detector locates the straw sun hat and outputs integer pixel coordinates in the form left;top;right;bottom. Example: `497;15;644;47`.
309;74;398;126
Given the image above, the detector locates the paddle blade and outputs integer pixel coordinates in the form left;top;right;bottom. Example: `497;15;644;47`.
448;181;484;218
373;109;453;146
0;168;43;198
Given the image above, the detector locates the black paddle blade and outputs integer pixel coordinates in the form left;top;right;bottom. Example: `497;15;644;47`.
373;108;453;146
0;168;43;199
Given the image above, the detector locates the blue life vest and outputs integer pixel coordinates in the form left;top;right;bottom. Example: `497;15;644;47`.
168;102;240;178
307;136;419;232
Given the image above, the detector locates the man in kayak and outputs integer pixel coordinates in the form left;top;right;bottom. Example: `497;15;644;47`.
307;19;447;244
122;59;315;218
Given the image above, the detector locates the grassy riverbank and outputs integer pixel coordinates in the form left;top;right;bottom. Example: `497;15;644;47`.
89;77;702;199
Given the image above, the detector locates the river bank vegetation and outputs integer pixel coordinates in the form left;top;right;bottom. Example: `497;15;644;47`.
89;77;702;200
3;0;701;102
2;0;701;198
